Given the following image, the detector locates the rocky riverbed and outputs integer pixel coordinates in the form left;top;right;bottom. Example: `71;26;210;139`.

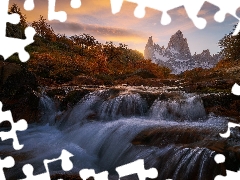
1;62;240;180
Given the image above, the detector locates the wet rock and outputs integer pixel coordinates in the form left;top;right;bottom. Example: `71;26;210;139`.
60;89;91;110
132;126;219;147
0;61;22;86
138;92;159;109
0;63;39;124
2;70;37;97
46;88;66;99
201;93;240;121
132;125;240;176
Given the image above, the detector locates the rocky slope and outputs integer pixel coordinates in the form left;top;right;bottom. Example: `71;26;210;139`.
144;30;220;74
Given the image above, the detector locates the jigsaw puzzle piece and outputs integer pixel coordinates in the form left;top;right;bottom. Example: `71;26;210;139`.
233;22;240;36
206;0;240;35
0;0;36;62
0;27;36;62
0;0;20;37
232;83;240;95
24;0;34;11
0;102;28;150
110;0;124;14
110;0;204;26
79;169;109;180
48;0;67;22
116;159;158;180
20;149;73;180
24;0;81;21
215;170;240;180
110;0;240;33
214;154;225;164
43;149;74;172
0;156;15;180
183;0;207;29
206;0;240;22
20;164;50;180
220;122;240;138
71;0;81;9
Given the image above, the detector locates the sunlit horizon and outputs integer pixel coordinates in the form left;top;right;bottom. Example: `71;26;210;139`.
11;0;238;55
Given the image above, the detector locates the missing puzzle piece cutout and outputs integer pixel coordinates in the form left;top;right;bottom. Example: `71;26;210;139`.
110;0;207;28
232;83;240;96
116;159;158;180
80;169;109;180
0;156;15;180
214;154;240;180
20;150;73;180
220;122;240;138
110;0;240;34
79;159;157;180
215;170;240;180
0;0;36;62
0;0;82;62
0;27;35;62
0;102;28;150
24;0;81;22
220;82;240;140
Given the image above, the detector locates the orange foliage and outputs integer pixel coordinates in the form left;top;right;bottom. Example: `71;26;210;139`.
214;59;240;70
25;15;171;84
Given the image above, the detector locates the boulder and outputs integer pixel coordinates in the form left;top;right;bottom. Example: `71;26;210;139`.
0;63;39;124
201;93;240;121
0;61;22;87
132;125;240;173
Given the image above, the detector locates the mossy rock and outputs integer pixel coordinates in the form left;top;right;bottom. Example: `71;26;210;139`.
60;89;90;110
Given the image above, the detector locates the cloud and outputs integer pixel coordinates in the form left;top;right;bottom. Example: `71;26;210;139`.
10;0;111;21
50;21;146;41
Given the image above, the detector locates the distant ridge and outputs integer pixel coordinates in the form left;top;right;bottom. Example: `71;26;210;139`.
144;31;220;74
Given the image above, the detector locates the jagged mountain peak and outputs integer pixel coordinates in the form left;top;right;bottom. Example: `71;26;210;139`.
147;36;154;46
201;49;211;55
173;30;183;38
144;32;220;74
166;30;191;59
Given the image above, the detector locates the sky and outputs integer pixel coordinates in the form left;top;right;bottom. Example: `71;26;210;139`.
10;0;239;55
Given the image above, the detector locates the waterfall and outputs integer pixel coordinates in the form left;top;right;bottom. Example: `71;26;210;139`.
155;146;221;180
99;93;147;120
149;93;207;121
1;89;230;180
56;90;148;129
39;95;58;125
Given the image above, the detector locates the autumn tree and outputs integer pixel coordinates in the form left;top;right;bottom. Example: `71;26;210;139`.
70;34;97;55
7;4;27;39
219;25;240;60
56;34;74;51
31;16;56;41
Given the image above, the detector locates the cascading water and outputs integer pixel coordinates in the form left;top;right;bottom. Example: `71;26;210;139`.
98;92;147;120
39;95;58;125
149;93;207;121
0;89;231;180
57;89;148;128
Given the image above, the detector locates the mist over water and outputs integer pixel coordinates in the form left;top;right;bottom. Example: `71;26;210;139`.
1;89;229;179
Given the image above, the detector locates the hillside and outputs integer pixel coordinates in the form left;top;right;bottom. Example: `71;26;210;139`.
3;4;171;87
1;4;240;125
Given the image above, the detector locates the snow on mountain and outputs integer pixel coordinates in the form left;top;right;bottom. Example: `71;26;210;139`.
144;31;220;74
